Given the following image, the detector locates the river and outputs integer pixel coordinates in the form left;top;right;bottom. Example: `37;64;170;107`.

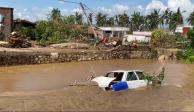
0;59;193;91
0;59;194;111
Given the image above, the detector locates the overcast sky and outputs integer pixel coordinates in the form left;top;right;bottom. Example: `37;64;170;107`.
1;0;194;22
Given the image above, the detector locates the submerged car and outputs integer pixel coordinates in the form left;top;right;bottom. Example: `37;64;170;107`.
92;70;154;91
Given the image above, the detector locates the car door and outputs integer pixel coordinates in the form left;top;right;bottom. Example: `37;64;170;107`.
126;72;142;89
135;71;148;87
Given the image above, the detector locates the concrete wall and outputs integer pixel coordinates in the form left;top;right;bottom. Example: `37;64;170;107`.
0;50;156;66
0;7;13;40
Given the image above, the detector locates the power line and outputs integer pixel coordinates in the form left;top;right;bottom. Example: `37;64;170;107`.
83;4;97;16
58;0;80;5
58;0;96;15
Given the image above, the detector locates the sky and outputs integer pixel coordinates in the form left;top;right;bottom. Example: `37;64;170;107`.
1;0;194;23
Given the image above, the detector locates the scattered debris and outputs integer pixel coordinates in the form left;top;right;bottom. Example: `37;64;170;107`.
0;41;8;47
49;43;90;49
8;32;31;48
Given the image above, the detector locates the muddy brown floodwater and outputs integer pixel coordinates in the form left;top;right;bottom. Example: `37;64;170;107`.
0;59;194;111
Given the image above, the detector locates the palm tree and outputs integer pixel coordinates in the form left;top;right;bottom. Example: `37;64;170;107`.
130;11;145;31
176;8;183;25
49;8;62;22
187;11;194;25
145;9;160;31
106;17;114;26
118;13;130;27
169;7;183;31
96;12;107;26
160;8;172;29
75;12;83;25
114;15;119;26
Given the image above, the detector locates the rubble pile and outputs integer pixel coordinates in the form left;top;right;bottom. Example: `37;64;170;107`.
8;32;31;48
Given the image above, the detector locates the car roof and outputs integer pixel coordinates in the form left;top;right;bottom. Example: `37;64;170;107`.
110;70;143;73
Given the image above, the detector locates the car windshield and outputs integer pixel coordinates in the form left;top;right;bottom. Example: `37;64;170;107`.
105;72;124;81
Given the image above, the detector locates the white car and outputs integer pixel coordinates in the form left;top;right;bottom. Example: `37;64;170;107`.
92;70;150;91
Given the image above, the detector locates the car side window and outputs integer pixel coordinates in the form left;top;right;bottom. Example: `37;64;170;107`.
136;71;146;80
127;72;138;81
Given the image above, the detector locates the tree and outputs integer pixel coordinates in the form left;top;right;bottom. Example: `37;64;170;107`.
114;15;119;26
96;12;107;26
187;29;194;48
146;9;160;30
49;8;62;22
169;8;183;31
106;17;115;26
151;29;169;48
187;11;194;25
75;12;83;25
62;15;76;24
117;13;130;27
176;8;183;25
160;8;172;29
130;11;145;31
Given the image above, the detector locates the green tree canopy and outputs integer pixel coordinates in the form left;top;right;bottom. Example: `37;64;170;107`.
96;12;107;27
187;29;194;48
187;11;194;26
151;29;169;48
130;11;145;31
49;8;62;22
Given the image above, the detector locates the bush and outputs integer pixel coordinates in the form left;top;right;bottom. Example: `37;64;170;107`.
151;29;169;48
182;48;194;59
187;29;194;48
188;56;194;63
176;48;194;63
176;50;184;60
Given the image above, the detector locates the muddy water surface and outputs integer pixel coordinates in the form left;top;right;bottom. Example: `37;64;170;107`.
0;59;194;111
0;59;192;91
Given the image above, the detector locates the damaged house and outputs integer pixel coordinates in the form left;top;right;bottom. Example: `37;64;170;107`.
96;27;129;40
0;7;13;40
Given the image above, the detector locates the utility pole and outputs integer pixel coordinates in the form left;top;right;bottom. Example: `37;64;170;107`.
58;0;101;41
79;2;98;40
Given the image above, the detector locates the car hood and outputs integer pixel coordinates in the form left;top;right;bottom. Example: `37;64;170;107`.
92;76;115;88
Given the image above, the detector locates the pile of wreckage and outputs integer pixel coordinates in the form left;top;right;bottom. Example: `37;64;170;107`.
8;32;31;48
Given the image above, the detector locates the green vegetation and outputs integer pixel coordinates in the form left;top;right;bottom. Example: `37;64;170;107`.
151;29;169;48
150;29;188;49
187;29;194;48
12;7;194;64
31;7;191;46
176;29;194;63
35;8;89;46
